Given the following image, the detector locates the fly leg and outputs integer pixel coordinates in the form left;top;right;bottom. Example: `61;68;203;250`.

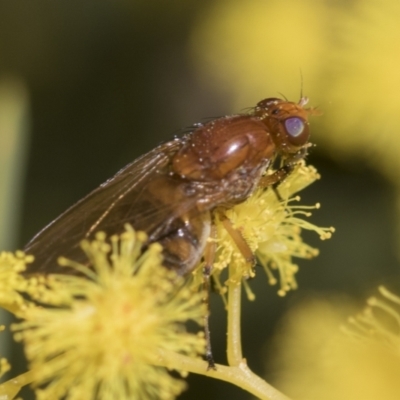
219;213;255;266
259;165;294;202
258;146;309;200
203;224;217;370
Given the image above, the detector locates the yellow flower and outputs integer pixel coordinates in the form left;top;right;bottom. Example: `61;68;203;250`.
189;0;328;107
207;163;333;298
347;286;400;348
13;226;206;400
320;0;400;184
267;289;400;400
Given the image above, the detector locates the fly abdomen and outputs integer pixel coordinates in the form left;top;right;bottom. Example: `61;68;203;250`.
157;211;211;276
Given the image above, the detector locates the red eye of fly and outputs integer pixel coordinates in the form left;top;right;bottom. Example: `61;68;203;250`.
284;117;304;137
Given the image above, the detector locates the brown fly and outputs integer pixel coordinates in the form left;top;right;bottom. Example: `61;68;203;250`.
24;97;316;367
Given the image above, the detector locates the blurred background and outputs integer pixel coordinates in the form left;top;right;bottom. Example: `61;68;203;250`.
1;0;400;399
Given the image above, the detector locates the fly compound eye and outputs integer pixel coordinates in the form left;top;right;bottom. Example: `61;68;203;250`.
284;117;309;146
285;117;304;137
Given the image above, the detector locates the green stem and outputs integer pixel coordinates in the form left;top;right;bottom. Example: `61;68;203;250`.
158;351;291;400
227;264;242;366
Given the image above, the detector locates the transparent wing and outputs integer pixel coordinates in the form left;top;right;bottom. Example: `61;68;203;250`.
24;139;201;274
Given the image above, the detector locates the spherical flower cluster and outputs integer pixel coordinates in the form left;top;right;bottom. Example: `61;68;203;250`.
206;162;333;297
12;227;206;400
268;287;400;400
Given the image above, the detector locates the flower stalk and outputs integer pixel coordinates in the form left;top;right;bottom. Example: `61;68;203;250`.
158;350;291;400
227;265;243;367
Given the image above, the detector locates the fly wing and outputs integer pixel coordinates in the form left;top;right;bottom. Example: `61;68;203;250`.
24;138;198;274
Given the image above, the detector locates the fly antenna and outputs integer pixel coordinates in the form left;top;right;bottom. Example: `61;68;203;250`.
299;69;304;100
298;69;309;106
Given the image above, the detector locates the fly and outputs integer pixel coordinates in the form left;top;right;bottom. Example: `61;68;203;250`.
24;97;316;367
